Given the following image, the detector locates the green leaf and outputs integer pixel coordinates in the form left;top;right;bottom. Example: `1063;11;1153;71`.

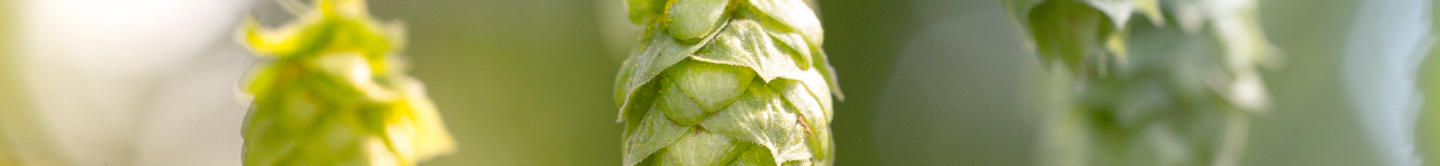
623;108;695;166
781;160;811;166
692;20;807;82
1000;0;1044;59
768;78;831;161
381;80;458;160
657;130;745;166
1000;0;1044;31
1078;0;1166;27
241;16;335;58
764;30;812;69
745;0;823;46
242;60;288;98
796;69;833;116
1081;0;1135;28
244;90;369;166
803;127;832;163
616;28;710;120
309;53;395;102
666;0;731;41
627;0;668;25
768;79;827;127
728;144;777;166
810;51;843;101
656;77;709;125
1026;0;1113;72
670;61;756;113
1134;0;1164;25
1001;0;1043;17
615;56;637;107
700;82;812;165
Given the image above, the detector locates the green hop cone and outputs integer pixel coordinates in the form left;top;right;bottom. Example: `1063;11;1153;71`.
238;0;455;165
614;0;841;165
1002;0;1278;166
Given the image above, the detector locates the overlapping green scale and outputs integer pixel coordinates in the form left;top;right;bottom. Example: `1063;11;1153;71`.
1002;0;1277;166
615;0;840;165
238;0;454;165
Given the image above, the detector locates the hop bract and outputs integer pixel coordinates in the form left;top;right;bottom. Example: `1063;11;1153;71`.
238;0;454;165
614;0;842;165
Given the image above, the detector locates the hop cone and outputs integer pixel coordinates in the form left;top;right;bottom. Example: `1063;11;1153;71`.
238;0;454;165
1002;0;1278;165
614;0;841;165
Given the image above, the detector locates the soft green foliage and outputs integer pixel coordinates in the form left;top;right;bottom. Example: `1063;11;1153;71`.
0;1;27;165
238;0;454;165
1423;52;1440;166
1421;1;1440;164
1002;0;1278;166
615;0;840;165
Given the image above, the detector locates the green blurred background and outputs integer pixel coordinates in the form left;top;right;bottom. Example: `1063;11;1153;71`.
369;0;1377;165
0;0;1409;165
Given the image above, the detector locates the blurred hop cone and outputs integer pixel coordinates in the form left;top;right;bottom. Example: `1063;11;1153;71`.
613;0;842;165
1002;0;1279;166
237;0;455;165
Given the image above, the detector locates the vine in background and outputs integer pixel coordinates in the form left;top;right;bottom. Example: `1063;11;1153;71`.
1002;0;1279;165
1420;0;1440;164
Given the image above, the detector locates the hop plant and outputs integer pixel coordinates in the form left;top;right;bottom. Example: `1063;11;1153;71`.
614;0;842;165
1002;0;1278;166
237;0;455;165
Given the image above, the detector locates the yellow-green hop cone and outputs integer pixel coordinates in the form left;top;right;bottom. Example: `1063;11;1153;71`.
1002;0;1277;166
615;0;840;165
238;0;455;165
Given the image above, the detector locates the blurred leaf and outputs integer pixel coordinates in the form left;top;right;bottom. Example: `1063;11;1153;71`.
1024;0;1113;72
239;0;454;165
1080;0;1135;28
628;0;668;25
